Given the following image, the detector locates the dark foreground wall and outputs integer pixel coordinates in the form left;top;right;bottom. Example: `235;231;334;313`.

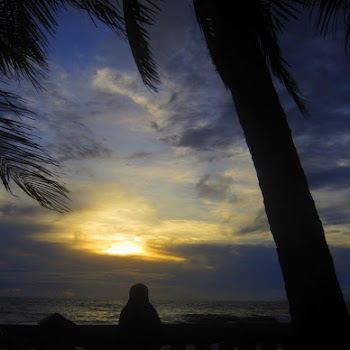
0;313;295;350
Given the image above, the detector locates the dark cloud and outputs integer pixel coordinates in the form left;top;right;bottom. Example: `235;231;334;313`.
1;210;350;300
308;166;350;190
0;227;174;298
0;203;44;217
172;114;239;151
53;140;112;162
156;6;350;189
239;209;270;235
150;121;159;132
0;219;54;251
21;82;115;163
159;94;242;152
45;110;113;161
0;218;58;296
275;17;350;194
319;203;350;227
195;174;237;202
0;212;286;299
158;243;287;300
150;4;245;154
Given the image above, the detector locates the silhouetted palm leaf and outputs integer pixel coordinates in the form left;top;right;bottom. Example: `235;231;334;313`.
258;0;309;116
304;0;350;46
0;0;126;211
0;1;70;211
0;0;60;89
0;0;126;89
63;0;125;37
193;0;309;116
0;89;70;212
123;0;161;91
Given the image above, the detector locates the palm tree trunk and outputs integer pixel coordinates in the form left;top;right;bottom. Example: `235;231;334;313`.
223;25;350;349
193;0;350;345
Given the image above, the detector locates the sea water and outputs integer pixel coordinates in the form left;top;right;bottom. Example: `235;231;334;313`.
0;297;291;325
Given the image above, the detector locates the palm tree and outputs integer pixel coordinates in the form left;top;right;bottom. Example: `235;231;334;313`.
125;0;350;347
188;0;350;347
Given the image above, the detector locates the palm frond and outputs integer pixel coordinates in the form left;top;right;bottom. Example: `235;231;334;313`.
194;0;309;117
268;0;303;31
258;0;309;117
123;0;161;92
64;0;125;37
303;0;350;47
10;168;70;213
0;90;70;212
0;0;60;90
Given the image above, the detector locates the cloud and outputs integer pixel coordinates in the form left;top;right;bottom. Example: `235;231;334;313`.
1;180;349;300
151;243;288;300
147;5;246;155
91;68;163;118
0;229;289;300
20;75;115;163
195;174;237;202
150;121;159;131
0;203;44;217
63;290;74;296
45;107;113;162
277;18;350;197
52;136;112;162
308;166;350;190
239;208;270;235
312;187;350;228
157;66;242;153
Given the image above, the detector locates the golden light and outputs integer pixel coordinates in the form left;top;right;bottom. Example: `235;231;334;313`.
99;239;185;262
103;241;144;256
30;184;260;262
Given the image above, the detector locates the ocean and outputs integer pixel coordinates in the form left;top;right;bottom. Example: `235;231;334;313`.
0;297;292;325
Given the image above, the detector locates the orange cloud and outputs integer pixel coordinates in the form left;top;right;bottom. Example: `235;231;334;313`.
63;291;74;296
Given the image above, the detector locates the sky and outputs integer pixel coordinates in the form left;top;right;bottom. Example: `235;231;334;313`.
1;1;350;301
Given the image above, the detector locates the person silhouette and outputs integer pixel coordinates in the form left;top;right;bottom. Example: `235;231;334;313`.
119;283;163;350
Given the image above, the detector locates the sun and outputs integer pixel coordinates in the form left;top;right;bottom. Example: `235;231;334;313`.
102;241;144;256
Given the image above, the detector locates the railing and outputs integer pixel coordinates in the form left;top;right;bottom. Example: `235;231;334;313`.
0;313;296;350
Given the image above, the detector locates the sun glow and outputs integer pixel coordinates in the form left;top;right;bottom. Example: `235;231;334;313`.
103;241;144;256
30;185;266;263
99;240;185;262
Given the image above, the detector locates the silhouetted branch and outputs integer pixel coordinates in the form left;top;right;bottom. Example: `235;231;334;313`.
64;0;126;37
0;89;70;212
0;0;60;90
123;0;161;92
304;0;350;47
259;0;309;117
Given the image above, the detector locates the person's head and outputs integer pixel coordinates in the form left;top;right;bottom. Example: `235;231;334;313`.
129;283;149;303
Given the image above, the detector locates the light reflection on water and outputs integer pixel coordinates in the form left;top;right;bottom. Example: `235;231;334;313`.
0;297;294;325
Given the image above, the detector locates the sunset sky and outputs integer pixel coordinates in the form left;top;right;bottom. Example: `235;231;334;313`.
1;1;350;301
